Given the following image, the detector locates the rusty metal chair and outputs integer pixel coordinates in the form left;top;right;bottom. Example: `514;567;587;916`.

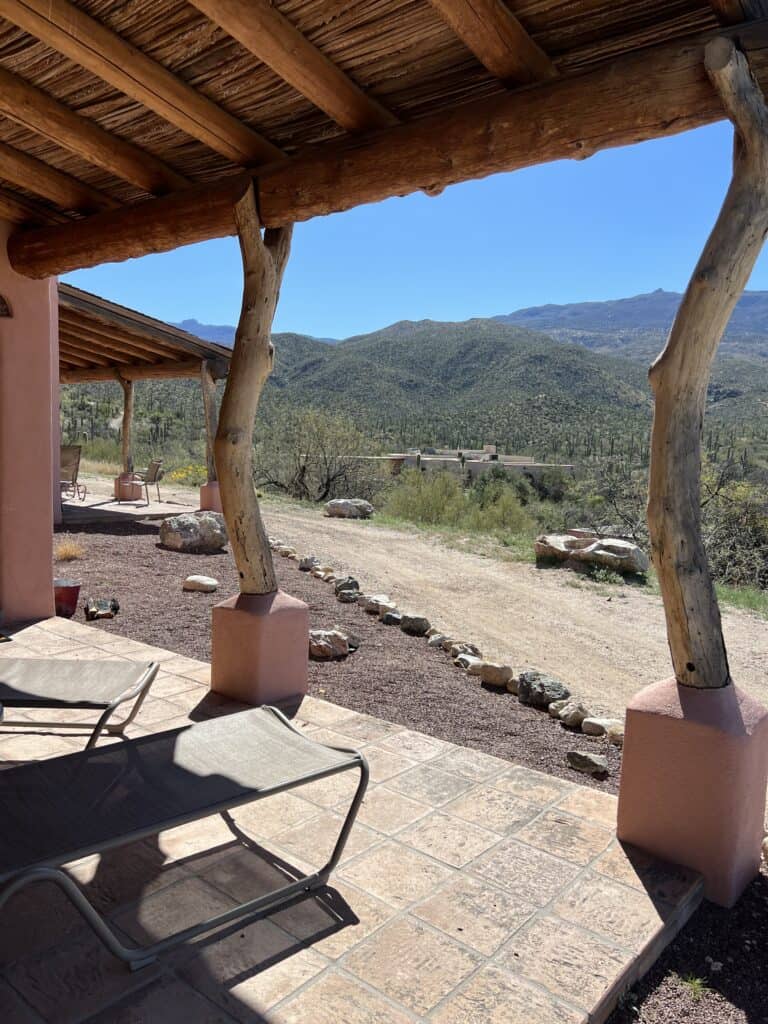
134;458;163;504
60;445;86;501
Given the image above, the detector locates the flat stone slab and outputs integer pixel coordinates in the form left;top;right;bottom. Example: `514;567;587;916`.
0;617;704;1024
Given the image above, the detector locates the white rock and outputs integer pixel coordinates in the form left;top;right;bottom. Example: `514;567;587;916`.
463;657;485;676
324;498;374;519
607;723;625;747
358;593;391;614
535;533;649;575
160;511;227;553
450;642;482;659
428;634;447;648
558;701;590;729
582;717;623;737
549;698;570;719
309;629;349;660
182;574;219;593
479;663;514;687
377;601;398;620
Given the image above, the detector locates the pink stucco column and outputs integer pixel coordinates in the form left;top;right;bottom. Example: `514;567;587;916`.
0;219;58;625
618;678;768;907
199;480;222;512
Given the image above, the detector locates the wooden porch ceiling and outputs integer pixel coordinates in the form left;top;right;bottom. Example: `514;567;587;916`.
0;1;762;276
58;283;230;382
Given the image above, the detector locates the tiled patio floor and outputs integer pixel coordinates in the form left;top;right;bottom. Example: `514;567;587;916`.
0;618;703;1024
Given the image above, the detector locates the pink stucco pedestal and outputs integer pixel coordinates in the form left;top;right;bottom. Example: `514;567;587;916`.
211;589;308;706
199;481;222;513
114;475;142;501
617;677;768;907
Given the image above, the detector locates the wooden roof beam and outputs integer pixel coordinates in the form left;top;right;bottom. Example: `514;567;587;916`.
58;322;171;362
0;66;189;195
186;0;397;132
0;185;69;225
0;139;117;214
13;21;768;278
428;0;556;84
709;2;768;24
61;359;206;383
1;0;284;166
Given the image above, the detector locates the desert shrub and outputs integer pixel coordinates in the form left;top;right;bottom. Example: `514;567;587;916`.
55;538;85;561
703;477;768;589
383;470;465;525
254;407;386;502
167;463;208;487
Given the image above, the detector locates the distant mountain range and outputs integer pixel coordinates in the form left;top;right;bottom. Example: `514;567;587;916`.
167;290;768;454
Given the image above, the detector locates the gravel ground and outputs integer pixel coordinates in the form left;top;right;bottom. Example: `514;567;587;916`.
53;520;621;791
53;519;768;1024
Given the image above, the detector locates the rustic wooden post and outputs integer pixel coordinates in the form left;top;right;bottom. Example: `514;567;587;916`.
214;183;292;594
619;37;768;908
200;359;219;485
648;37;768;689
117;373;134;473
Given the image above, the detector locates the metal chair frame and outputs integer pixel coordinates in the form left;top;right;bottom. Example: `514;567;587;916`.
0;708;368;971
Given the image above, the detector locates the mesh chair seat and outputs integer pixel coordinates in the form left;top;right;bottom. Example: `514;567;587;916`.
0;658;153;709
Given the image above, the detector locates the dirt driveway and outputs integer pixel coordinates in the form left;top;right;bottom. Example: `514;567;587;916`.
263;503;768;717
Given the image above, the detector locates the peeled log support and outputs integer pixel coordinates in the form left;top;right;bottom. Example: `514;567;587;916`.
210;187;307;705
618;38;768;908
214;185;292;594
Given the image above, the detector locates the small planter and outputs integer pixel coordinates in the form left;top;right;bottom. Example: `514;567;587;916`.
54;577;81;618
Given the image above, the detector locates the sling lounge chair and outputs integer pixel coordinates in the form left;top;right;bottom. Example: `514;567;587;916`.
134;458;163;505
60;444;86;501
0;658;158;750
0;707;368;970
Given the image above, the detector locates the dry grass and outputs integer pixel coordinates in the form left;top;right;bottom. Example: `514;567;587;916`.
55;538;85;562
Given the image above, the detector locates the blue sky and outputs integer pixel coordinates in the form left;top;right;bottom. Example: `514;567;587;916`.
63;120;764;339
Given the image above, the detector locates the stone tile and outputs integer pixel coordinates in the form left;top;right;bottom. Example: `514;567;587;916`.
86;975;241;1023
444;787;539;836
414;875;535;955
429;745;510;782
157;655;212;678
472;838;580;907
195;846;304;907
593;841;703;905
148;672;203;700
119;645;180;663
379;728;451;762
357;785;429;834
156;815;238;863
514;810;613;865
344;915;482;1014
553;871;669;952
431;964;586;1024
0;979;44;1023
331;713;404;743
179;917;326;1018
278;972;412;1024
556;786;618;830
271;809;379;871
499;914;634;1010
298;771;361;810
491;766;571;806
132;696;193;727
0;731;79;762
400;811;499;867
274;879;397;960
112;875;238;945
360;744;416;784
339;842;454;909
293;696;359;729
183;663;212;684
65;839;189;913
386;762;474;806
5;926;162;1024
231;791;319;839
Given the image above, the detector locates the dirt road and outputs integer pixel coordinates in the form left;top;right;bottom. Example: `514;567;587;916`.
263;503;768;717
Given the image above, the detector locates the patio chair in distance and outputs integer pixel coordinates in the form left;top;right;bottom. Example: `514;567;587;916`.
134;458;163;505
0;658;158;750
0;707;368;970
60;444;86;501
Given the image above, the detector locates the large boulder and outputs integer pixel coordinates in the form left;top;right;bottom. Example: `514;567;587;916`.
517;669;570;708
160;511;227;553
325;499;374;519
534;532;649;576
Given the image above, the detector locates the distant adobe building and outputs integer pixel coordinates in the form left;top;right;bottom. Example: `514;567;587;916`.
383;445;573;480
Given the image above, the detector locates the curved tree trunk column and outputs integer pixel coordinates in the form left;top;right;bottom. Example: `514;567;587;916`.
113;375;141;501
618;38;768;907
199;359;222;512
210;186;308;706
